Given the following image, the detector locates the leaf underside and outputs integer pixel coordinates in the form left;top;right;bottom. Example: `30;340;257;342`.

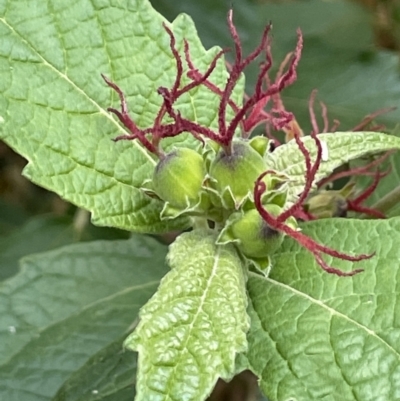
267;131;400;201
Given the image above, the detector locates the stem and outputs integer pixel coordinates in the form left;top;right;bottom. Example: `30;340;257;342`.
367;185;400;217
191;217;210;230
73;208;90;240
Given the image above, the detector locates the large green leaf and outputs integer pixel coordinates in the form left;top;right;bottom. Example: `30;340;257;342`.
245;217;400;401
0;236;168;401
125;229;249;401
53;335;138;401
0;0;242;233
0;213;128;281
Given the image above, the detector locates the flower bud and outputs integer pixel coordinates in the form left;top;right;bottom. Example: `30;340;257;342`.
153;148;205;210
209;140;267;209
305;191;348;218
230;205;284;258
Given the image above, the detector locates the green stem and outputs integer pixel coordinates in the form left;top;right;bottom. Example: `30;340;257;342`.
73;208;90;240
192;217;209;230
367;185;400;217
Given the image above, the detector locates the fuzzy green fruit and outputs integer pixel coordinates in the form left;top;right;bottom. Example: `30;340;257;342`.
230;205;284;258
209;140;267;208
153;148;205;210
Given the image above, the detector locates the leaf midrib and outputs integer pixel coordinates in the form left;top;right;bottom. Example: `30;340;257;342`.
162;251;221;399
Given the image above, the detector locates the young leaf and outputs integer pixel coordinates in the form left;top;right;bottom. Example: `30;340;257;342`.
266;131;400;201
0;0;242;233
125;229;249;401
245;217;400;401
0;236;167;401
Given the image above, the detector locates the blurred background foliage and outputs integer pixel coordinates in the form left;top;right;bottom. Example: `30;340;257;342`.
2;0;400;281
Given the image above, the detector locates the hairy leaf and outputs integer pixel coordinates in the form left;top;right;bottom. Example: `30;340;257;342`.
0;0;242;233
0;236;167;401
245;217;400;401
125;229;249;401
266;131;400;201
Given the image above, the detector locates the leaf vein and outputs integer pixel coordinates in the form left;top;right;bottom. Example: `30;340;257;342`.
0;15;156;166
251;272;400;359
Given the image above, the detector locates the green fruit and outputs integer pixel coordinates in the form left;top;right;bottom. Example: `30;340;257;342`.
230;205;284;258
209;140;267;208
153;148;205;209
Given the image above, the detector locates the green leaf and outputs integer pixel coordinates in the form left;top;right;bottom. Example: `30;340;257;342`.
125;229;249;401
0;0;242;233
266;131;400;201
350;127;400;218
245;217;400;401
0;236;168;401
53;335;137;401
0;214;78;281
0;213;128;281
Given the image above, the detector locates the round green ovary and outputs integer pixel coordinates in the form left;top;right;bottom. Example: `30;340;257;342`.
231;207;283;258
153;148;205;209
209;141;267;208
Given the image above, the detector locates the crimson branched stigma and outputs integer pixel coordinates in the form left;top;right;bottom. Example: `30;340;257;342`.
102;10;384;277
102;10;302;157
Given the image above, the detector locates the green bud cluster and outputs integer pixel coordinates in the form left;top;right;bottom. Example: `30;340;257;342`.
147;137;295;264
